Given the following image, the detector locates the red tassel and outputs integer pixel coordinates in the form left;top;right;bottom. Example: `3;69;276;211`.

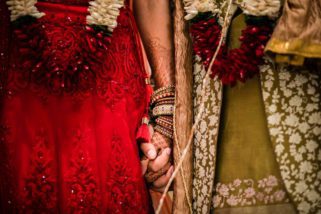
136;123;151;143
136;80;153;143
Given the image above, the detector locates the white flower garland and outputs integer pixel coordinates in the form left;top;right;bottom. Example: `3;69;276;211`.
183;0;219;20
183;0;281;20
235;0;281;18
6;0;44;21
86;0;124;32
6;0;124;32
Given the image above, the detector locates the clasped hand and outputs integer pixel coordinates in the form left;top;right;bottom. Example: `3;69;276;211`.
140;125;173;192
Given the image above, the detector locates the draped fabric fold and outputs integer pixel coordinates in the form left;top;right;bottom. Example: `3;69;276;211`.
260;63;321;213
0;0;10;95
265;0;321;65
0;2;11;212
172;0;194;213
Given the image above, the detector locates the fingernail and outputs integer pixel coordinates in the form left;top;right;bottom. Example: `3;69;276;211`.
165;148;171;155
147;150;156;159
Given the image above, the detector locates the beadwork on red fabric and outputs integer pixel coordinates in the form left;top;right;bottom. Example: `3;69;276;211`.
13;14;111;92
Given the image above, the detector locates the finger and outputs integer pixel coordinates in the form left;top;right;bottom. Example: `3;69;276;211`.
151;186;166;193
148;148;171;172
140;142;157;160
153;166;174;188
145;162;171;183
151;132;171;151
140;157;149;175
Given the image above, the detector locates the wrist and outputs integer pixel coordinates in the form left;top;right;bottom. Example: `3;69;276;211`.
153;70;175;88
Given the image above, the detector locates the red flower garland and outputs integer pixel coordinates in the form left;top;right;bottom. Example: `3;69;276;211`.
190;16;273;85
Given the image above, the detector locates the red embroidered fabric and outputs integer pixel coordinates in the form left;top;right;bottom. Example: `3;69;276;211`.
0;1;153;213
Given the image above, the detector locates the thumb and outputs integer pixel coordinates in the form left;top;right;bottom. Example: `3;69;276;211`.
140;156;149;175
140;142;157;160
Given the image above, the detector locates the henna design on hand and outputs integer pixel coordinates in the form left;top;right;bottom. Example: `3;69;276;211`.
144;35;175;87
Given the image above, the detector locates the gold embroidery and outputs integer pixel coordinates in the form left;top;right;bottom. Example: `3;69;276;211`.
213;176;289;208
192;58;223;213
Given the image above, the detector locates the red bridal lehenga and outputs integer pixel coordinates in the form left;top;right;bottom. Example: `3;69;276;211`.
0;0;153;213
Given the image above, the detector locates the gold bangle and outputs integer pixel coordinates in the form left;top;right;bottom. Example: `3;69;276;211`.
156;116;173;123
157;97;175;102
157;121;173;131
151;92;175;105
153;85;175;97
155;100;175;106
154;125;173;139
152;97;175;106
152;104;174;117
156;117;173;130
151;86;175;104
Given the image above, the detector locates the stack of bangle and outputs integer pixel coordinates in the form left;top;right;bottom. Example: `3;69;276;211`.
154;125;173;139
150;85;175;105
155;98;175;106
150;85;175;139
155;116;173;130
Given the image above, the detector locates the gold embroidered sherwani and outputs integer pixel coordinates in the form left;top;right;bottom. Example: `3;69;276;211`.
173;0;321;213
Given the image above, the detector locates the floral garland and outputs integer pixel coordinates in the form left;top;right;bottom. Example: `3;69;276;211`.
6;0;125;92
14;17;112;91
6;0;124;32
6;0;45;21
190;15;274;85
183;0;219;20
183;0;280;21
235;0;280;18
183;0;278;85
86;0;124;32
